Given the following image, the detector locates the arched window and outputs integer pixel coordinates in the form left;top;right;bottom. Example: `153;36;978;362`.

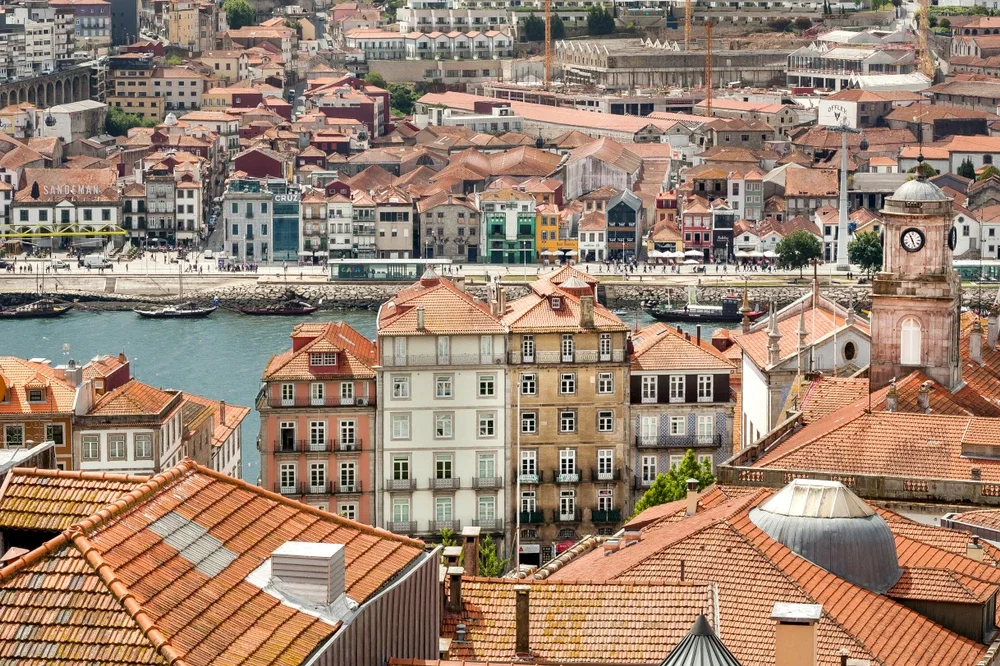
843;341;857;362
900;317;922;366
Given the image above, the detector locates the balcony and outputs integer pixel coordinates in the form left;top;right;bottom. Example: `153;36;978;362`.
519;510;544;524
635;434;724;449
387;478;417;491
430;519;460;532
591;509;622;523
473;518;503;531
553;468;581;483
557;509;582;522
592;468;621;482
429;477;460;490
518;349;625;364
342;396;370;406
264;395;375;408
519;473;540;484
388;520;417;534
272;439;363;453
306;482;333;495
336;481;363;494
472;476;502;489
274;483;301;496
339;439;362;452
382;353;499;367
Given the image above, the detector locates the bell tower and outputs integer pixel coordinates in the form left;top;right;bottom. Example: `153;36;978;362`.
870;168;962;390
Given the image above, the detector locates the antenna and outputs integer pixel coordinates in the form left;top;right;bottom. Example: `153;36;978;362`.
704;17;713;117
544;0;552;90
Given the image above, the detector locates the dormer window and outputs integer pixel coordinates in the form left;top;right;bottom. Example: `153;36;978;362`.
550;296;561;310
310;352;337;366
27;389;44;402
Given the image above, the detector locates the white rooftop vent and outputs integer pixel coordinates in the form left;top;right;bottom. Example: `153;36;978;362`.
270;542;345;606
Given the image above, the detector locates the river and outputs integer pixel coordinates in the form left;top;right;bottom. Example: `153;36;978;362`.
1;308;730;480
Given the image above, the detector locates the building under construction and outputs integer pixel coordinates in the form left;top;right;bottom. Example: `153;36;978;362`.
556;39;791;89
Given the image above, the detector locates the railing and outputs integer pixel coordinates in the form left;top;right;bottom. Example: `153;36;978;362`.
383;353;500;367
429;477;460;490
592;509;622;523
386;478;417;490
513;349;625;364
473;518;503;531
519;510;544;524
430;519;460;532
557;509;582;522
472;476;503;489
635;434;724;449
387;520;417;534
553;468;581;483
339;439;362;452
264;396;374;408
593;468;621;482
272;439;364;453
519;473;540;484
274;483;301;496
336;481;363;494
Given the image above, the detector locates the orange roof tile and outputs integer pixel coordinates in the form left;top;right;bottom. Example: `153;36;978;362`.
87;379;178;418
379;270;504;336
0;357;77;415
263;321;377;381
798;376;870;422
179;393;250;447
630;322;735;372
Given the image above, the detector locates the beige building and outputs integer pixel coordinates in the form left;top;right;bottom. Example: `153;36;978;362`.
166;0;216;54
501;265;629;566
153;66;207;112
198;50;250;82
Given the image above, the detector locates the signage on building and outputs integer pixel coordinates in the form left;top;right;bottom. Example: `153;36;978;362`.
43;184;103;196
274;193;299;203
518;544;540;554
818;100;857;129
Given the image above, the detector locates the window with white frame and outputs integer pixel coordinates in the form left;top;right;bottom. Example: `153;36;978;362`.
698;454;714;471
338;503;357;520
310;352;337;365
108;434;126;460
599;333;612;360
392;456;410;480
641;416;658;442
280;463;296;490
697;375;713;402
521;373;536;394
669;455;684;470
597;488;614;511
340;420;356;446
82;434;100;460
311;382;324;403
598;410;614;432
281;383;294;403
521;411;537;434
340;461;357;490
561;334;574;361
309;462;326;490
597;449;613;480
697;415;714;443
670;416;686;436
559;490;576;518
392;498;410;522
394;337;407;365
435;413;453;438
559;449;576;475
478;412;496;437
641;376;657;402
341;382;354;400
670;376;685;402
901;317;922;365
392;375;410;399
641;455;657;483
522;335;535;361
521;490;536;512
521;450;537;478
480;335;493;361
435;375;453;398
479;453;496;479
437;335;450;362
435;454;453;480
309;421;326;449
559;410;576;433
134;433;152;459
597;372;614;394
478;374;496;397
478;495;496;522
391;413;410;439
560;373;576;394
435;496;453;522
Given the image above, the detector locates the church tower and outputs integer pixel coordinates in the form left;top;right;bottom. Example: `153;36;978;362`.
870;166;962;390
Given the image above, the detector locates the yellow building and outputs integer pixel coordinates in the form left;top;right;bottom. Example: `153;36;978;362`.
501;265;629;566
536;203;577;264
108;56;163;121
199;50;250;82
166;0;217;54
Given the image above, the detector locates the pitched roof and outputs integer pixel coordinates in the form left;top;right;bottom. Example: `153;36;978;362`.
630;322;735;372
501;281;628;333
798;376;871;422
0;357;77;415
378;270;504;336
86;379;177;418
15;168;119;203
263;321;378;381
567;137;641;175
784;167;838;197
0;461;426;666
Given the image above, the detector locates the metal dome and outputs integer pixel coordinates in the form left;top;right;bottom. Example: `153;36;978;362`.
889;177;948;202
749;479;902;594
660;615;742;666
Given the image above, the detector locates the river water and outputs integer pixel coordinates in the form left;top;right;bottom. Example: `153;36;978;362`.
0;308;729;480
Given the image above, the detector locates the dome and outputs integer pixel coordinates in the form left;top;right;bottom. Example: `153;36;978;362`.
163;113;178;127
660;615;742;666
749;479;901;594
890;177;949;202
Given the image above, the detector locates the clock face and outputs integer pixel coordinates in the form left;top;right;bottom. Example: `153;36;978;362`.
901;228;925;253
949;226;957;252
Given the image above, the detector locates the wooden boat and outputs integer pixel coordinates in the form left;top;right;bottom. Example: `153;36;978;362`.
645;287;766;324
134;302;218;318
0;299;73;319
238;300;317;316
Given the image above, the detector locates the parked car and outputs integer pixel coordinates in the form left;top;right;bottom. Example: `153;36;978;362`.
51;259;69;270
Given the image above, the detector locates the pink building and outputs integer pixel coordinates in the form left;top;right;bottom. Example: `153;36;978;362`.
258;321;376;524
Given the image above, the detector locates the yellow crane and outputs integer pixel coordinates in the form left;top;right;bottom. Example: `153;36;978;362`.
917;0;934;79
544;0;552;89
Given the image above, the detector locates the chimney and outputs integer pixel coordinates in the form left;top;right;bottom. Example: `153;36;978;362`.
270;542;345;606
603;538;621;555
917;381;931;413
580;295;595;329
461;526;481;577
685;478;699;516
453;275;466;292
970;318;984;365
454;623;468;642
443;545;463;568
696;325;702;347
972;467;983;481
219;400;227;423
514;584;530;656
967;535;985;562
771;602;822;666
623;527;642;546
988;304;1000;351
885;381;898;412
447;566;463;613
416;305;425;331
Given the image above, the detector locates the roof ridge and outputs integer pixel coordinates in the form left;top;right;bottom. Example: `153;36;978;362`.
9;467;151;483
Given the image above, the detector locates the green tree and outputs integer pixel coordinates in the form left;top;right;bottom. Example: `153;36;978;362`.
364;71;387;89
959;156;976;179
632;450;714;517
439;528;458;547
551;13;565;39
105;106;157;136
776;229;823;277
388;83;415;116
222;0;254;28
848;230;883;280
793;16;812;30
164;54;183;66
907;162;938;178
939;17;951;28
523;13;545;41
478;535;508;577
587;6;615;35
768;17;792;31
979;165;1000;181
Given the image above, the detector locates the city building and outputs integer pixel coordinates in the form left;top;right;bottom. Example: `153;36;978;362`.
787;43;917;91
222;175;272;262
0;356;77;469
2;1;74;78
107;51;162;121
396;0;510;34
501;266;629;566
475;188;536;264
153;66;207;112
343;27;513;61
178;110;240;156
605;189;642;261
109;0;138;45
50;0;111;54
416;190;479;262
377;269;508;542
179;393;246;478
373;185;415;259
198;49;249;82
267;177;300;263
165;0;216;54
259;321;378;523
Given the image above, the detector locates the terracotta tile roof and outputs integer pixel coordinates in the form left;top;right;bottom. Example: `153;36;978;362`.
784;167;838;197
566;137;641;175
502;279;626;334
82;354;128;381
179;393;250;447
885;104;1000;123
87;379;178;418
0;468;148;532
379;271;504;336
928;79;1000;99
959;312;1000;407
0;460;426;665
878;506;1000;565
16;167;119;203
0;357;77;415
798;376;870;422
579;210;606;231
348;164;394;191
443;577;716;664
263;321;378;381
630;322;735;371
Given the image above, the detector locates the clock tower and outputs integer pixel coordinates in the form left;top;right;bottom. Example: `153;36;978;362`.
870;169;962;391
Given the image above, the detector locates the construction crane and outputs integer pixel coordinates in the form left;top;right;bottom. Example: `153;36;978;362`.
544;0;552;89
684;0;692;51
917;0;934;79
705;17;713;116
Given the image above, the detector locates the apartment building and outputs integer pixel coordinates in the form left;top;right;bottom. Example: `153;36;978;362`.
373;185;415;259
144;165;177;245
259;322;377;523
343;27;513;61
327;192;353;259
629;322;735;492
198;49;249;82
397;0;510;34
0;356;76;469
222;176;272;262
475;188;537;264
178;110;240;157
12;167;120;251
352;189;376;258
50;0;111;54
153;66;207;112
300;189;329;262
107;51;162;120
165;0;216;54
377;269;507;542
502;266;629;566
3;1;74;78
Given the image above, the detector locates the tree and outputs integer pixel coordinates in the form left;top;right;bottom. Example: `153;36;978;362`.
523;13;545;41
478;535;508;577
979;165;1000;181
793;16;812;30
632;450;714;517
939;17;951;28
105;106;157;136
551;13;565;39
848;230;883;280
907;162;938;178
959;156;976;179
364;71;387;89
222;0;254;29
164;54;183;66
587;6;615;35
388;83;415;116
768;17;792;31
775;229;823;277
439;528;458;548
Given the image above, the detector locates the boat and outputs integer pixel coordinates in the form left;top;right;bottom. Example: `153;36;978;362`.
645;287;766;323
0;299;73;319
238;300;317;316
134;302;218;318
